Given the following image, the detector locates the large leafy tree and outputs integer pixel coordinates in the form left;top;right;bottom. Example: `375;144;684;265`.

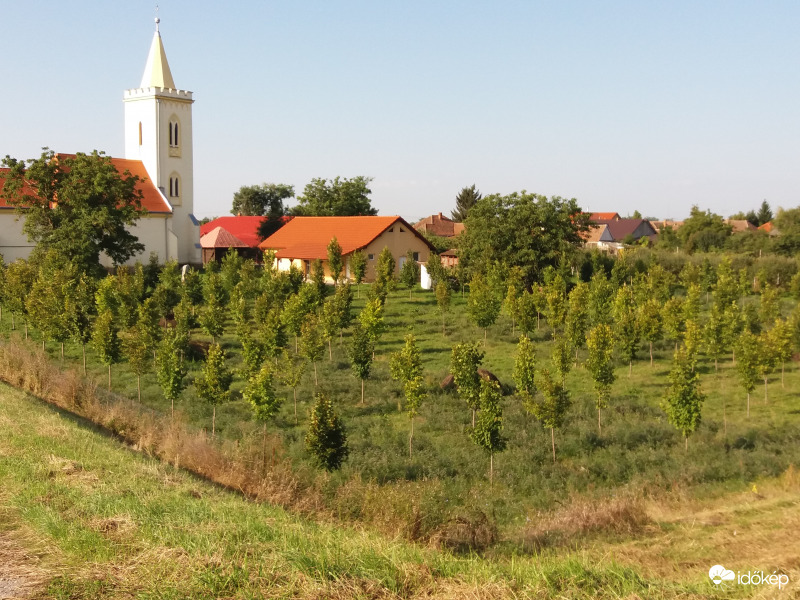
1;150;145;274
677;206;731;253
450;184;482;222
291;176;377;216
231;183;293;216
458;192;590;285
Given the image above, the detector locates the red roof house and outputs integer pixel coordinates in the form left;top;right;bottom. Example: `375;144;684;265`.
413;212;465;237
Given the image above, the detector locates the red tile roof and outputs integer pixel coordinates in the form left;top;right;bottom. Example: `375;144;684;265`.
590;212;620;222
726;219;757;233
260;216;432;259
0;155;171;213
200;226;249;249
758;221;774;233
413;213;465;237
199;216;292;248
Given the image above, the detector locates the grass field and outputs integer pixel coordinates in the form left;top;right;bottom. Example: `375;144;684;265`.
3;381;798;598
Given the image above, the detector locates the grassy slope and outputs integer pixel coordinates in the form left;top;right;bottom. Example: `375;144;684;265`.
0;381;737;600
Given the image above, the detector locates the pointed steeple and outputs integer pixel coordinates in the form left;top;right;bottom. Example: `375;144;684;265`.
140;18;176;89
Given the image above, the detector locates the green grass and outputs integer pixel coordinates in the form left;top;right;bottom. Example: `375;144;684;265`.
2;285;799;548
0;382;721;599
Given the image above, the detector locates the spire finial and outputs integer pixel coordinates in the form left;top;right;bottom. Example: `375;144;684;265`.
155;5;160;32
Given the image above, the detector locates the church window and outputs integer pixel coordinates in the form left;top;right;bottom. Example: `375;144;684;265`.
168;118;180;148
168;173;181;204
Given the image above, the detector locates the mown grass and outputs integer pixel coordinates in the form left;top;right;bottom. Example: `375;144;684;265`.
2;284;799;550
0;382;725;599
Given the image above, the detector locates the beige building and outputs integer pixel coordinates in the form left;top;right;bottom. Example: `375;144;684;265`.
259;216;435;283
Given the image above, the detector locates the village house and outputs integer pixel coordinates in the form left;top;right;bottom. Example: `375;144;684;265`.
259;216;434;283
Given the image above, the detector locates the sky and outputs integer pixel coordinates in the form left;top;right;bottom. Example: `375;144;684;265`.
1;1;798;222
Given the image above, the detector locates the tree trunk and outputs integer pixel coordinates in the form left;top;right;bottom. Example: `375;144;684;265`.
313;362;318;387
685;436;688;452
409;416;414;458
212;406;216;439
472;408;475;428
715;357;718;372
490;451;493;486
537;312;540;331
650;341;653;366
361;379;365;405
11;313;14;330
747;392;750;418
629;360;632;377
293;388;298;424
598;407;602;435
723;397;727;437
294;336;298;354
108;364;112;391
732;349;735;365
262;423;268;476
82;344;87;375
764;377;768;405
137;375;141;402
25;322;28;339
782;362;785;388
442;314;446;336
328;339;333;361
171;397;174;421
61;342;64;361
42;339;45;351
551;428;556;463
484;328;487;346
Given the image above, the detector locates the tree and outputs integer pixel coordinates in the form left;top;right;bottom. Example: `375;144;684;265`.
156;328;188;419
677;206;731;253
513;335;537;406
277;350;306;424
735;331;760;418
543;273;568;333
756;330;778;404
450;341;484;427
425;252;447;289
4;260;35;336
1;150;145;274
305;392;349;471
199;271;226;343
292;176;376;216
281;286;316;353
470;379;506;485
121;324;151;402
243;363;283;474
348;324;374;405
532;368;571;463
565;281;590;360
722;301;743;364
703;304;725;372
231;183;294;236
65;272;96;374
327;237;344;286
373;247;396;303
759;284;780;327
390;334;426;457
451;184;482;222
435;280;451;336
638;298;663;366
400;376;427;458
310;258;327;301
516;290;538;337
756;200;773;227
662;347;706;451
299;314;325;386
467;273;501;343
358;297;385;353
91;309;121;390
195;343;233;439
769;318;793;388
588;272;614;327
350;250;367;295
613;286;639;376
551;334;572;386
26;252;73;355
399;250;420;298
320;296;341;360
458;192;590;286
586;324;616;434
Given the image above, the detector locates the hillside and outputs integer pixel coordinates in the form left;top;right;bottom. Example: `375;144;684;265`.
4;380;783;599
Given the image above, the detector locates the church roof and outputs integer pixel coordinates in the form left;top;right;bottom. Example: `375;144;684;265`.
260;216;433;259
140;29;176;89
0;155;172;214
200;226;248;249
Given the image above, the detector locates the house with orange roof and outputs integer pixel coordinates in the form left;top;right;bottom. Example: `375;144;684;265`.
413;212;465;237
0;19;201;265
589;212;621;222
758;221;779;236
259;216;435;282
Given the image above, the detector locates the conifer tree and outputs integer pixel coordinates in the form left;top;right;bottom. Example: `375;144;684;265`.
435;280;451;336
348;324;374;405
305;391;349;471
327;236;343;286
450;341;484;427
195;343;234;439
470;379;506;485
662;347;706;451
91;309;121;391
533;368;571;463
156;328;188;419
586;323;615;434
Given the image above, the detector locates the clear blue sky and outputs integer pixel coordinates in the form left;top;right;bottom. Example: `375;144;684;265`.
2;1;798;221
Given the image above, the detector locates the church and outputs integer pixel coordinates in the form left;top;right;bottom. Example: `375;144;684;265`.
0;19;201;266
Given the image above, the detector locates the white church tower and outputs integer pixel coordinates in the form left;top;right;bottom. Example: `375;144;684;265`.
123;17;200;264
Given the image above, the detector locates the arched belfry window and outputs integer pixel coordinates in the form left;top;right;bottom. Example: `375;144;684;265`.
168;116;182;157
169;172;182;205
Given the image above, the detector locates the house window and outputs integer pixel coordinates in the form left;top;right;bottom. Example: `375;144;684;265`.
400;227;405;232
388;227;394;232
368;254;374;260
412;252;419;261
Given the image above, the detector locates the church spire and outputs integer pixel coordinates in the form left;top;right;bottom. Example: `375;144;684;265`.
140;17;176;89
